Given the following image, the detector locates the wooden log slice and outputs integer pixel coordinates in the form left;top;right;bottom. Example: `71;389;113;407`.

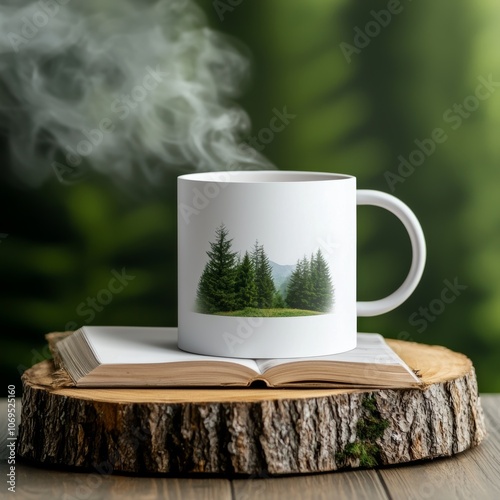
17;340;486;476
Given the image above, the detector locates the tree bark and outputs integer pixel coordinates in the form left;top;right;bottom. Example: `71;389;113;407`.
18;340;486;475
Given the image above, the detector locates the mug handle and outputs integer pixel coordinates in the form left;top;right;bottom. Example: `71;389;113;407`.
356;190;426;316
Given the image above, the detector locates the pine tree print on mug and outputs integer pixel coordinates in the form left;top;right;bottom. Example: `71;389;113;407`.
196;224;334;317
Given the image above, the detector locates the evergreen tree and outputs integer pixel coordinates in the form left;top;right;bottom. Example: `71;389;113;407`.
286;256;309;310
196;224;238;313
234;251;258;310
311;249;334;312
303;253;316;309
251;241;276;308
286;251;334;312
272;290;286;309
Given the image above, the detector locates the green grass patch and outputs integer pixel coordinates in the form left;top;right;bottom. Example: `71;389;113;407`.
215;307;324;317
335;395;390;468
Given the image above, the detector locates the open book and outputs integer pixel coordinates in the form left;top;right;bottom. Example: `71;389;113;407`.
50;327;421;389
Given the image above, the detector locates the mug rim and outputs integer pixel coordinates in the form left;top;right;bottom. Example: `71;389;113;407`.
178;170;354;184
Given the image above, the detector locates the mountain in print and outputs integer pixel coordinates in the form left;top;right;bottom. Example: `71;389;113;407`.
269;261;295;294
196;224;334;317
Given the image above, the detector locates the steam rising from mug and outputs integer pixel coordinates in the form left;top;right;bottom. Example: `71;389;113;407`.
0;0;272;186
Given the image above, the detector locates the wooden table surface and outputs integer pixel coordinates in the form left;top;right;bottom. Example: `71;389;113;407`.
1;395;499;499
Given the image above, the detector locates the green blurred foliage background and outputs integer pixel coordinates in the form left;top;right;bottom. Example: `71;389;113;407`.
1;0;500;391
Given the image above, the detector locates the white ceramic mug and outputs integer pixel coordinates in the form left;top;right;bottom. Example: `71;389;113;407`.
177;171;426;358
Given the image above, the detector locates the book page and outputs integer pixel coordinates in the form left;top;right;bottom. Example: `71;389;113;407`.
81;326;259;372
255;333;413;374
